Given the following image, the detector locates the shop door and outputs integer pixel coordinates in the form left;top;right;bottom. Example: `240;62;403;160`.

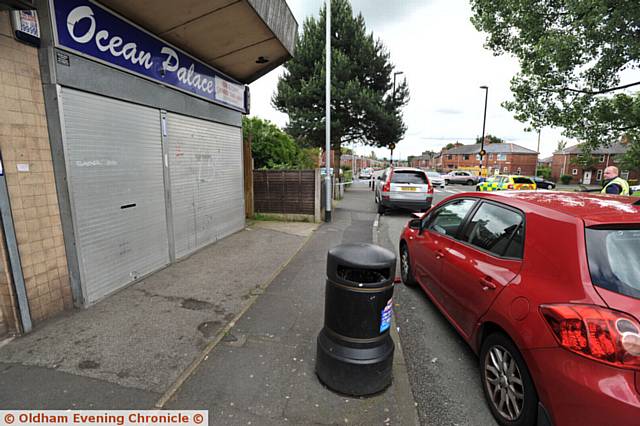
61;88;170;304
166;112;244;259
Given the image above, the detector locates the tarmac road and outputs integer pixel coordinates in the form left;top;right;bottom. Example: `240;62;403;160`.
371;182;498;426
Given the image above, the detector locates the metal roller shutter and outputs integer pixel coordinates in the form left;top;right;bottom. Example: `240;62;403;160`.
60;88;170;304
166;113;244;259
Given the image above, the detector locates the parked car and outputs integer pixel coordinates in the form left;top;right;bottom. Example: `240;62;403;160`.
443;170;479;185
399;191;640;426
426;171;445;188
359;167;373;179
532;176;556;190
476;175;536;191
374;167;433;214
631;184;640;196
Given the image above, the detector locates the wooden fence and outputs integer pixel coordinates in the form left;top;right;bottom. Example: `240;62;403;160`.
253;170;320;219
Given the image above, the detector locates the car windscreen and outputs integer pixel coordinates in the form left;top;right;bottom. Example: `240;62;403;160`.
391;171;427;184
427;172;440;178
586;228;640;299
513;177;534;184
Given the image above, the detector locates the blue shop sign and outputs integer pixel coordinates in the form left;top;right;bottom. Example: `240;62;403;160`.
52;0;247;113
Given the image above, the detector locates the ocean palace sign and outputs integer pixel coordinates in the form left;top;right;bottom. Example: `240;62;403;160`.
52;0;248;113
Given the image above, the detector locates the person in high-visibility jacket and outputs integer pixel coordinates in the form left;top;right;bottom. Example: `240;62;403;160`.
601;166;630;195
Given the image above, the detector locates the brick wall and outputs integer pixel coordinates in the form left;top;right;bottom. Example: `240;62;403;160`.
442;152;538;175
0;12;72;330
552;153;639;184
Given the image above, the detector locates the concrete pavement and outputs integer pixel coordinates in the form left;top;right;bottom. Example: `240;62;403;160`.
0;221;317;407
1;183;419;425
165;183;418;424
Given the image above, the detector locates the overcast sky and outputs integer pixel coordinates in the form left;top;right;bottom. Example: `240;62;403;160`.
249;0;569;159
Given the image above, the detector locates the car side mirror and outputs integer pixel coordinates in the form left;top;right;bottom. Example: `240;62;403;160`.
408;218;421;230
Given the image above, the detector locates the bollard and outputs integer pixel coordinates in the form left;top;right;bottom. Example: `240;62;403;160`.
316;243;396;396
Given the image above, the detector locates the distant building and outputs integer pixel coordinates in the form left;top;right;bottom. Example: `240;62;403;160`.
408;151;437;169
437;143;538;176
551;141;638;185
538;156;553;168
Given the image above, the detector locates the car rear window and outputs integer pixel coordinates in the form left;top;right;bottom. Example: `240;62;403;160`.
392;171;427;184
513;177;534;184
586;228;640;299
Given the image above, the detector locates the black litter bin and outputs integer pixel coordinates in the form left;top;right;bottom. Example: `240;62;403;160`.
316;243;396;396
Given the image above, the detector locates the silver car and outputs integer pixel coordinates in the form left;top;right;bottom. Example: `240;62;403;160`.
374;167;434;214
426;171;445;188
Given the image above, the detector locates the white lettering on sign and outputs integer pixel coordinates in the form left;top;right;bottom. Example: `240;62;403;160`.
67;5;153;69
62;3;245;109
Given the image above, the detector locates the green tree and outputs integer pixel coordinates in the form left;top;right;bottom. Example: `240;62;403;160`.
242;116;315;170
470;0;640;167
475;134;505;144
273;0;409;173
537;165;552;180
556;140;568;152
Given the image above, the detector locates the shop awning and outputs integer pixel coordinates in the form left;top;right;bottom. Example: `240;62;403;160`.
97;0;297;84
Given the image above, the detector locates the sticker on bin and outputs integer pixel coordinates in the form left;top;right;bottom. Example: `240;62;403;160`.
380;298;393;333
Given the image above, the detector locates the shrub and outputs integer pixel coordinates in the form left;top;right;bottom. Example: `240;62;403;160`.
560;175;572;185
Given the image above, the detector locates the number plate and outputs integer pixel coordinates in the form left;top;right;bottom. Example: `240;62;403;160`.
401;187;417;191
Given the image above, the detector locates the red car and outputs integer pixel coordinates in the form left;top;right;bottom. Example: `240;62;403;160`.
399;191;640;426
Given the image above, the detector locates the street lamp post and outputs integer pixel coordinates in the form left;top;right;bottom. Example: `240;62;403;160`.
324;0;332;222
534;129;541;177
479;85;489;177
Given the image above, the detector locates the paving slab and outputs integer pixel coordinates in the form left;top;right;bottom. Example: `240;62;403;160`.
0;224;316;396
166;185;418;425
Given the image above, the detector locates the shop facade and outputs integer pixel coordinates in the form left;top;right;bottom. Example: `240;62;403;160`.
0;0;296;335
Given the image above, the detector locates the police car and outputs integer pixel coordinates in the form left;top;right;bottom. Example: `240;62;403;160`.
476;175;537;191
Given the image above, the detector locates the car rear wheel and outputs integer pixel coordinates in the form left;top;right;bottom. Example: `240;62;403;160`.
480;333;538;426
467;179;474;185
400;243;417;286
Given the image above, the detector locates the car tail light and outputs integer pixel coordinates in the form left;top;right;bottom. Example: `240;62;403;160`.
540;304;640;370
382;170;393;192
427;184;434;194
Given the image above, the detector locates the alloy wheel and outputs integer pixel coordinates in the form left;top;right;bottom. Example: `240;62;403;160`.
400;247;409;282
484;344;525;421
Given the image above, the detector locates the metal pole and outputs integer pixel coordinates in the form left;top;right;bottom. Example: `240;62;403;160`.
324;0;332;222
0;151;32;333
535;129;541;177
480;86;489;176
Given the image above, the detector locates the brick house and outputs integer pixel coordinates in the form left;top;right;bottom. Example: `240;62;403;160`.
551;142;639;185
438;143;538;176
408;151;437;169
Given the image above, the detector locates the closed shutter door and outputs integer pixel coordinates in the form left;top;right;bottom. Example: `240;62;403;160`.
167;113;244;259
61;88;170;304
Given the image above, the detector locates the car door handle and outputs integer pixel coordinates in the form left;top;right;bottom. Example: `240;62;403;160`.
480;277;497;290
435;249;445;260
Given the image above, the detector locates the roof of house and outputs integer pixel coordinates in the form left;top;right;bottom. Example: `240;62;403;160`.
442;143;538;155
555;142;629;155
538;156;553;163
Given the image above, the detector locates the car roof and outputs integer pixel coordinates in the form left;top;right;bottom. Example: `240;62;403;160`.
392;167;425;173
464;191;640;225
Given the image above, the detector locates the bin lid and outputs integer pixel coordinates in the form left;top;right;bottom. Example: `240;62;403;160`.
327;243;396;288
